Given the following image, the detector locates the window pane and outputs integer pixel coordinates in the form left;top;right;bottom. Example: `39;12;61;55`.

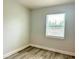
46;13;65;38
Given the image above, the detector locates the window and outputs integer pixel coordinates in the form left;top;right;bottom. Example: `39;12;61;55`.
46;13;65;39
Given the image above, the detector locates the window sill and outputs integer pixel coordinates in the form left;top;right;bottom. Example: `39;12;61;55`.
46;35;64;39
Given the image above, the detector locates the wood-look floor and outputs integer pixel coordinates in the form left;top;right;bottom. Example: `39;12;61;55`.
5;46;75;59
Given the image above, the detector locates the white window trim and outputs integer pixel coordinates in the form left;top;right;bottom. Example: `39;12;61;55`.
45;13;66;39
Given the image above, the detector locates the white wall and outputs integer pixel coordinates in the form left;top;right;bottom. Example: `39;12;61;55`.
3;0;30;55
31;3;75;53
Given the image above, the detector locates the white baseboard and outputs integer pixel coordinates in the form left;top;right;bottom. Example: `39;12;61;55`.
3;44;30;58
30;44;75;56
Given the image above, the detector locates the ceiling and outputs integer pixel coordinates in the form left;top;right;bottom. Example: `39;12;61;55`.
17;0;75;9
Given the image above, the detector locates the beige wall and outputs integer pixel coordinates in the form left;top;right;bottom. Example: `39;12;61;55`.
31;3;75;53
3;0;30;55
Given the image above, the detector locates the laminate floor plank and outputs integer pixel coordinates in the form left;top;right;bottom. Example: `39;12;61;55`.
4;46;75;59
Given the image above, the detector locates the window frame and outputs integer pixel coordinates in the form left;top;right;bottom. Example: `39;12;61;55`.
45;13;66;39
